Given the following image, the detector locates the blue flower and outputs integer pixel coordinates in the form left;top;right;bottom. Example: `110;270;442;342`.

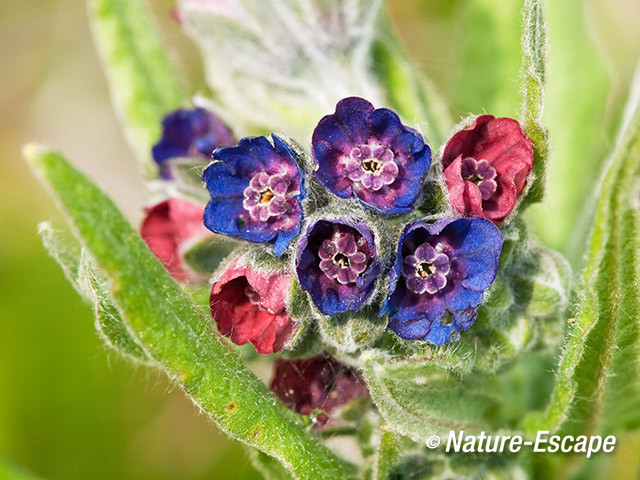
311;97;431;215
152;107;235;178
202;135;306;257
296;219;379;316
380;217;502;345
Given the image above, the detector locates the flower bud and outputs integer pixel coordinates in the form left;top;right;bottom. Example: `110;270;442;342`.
210;252;298;354
152;107;235;179
269;354;369;426
442;115;533;224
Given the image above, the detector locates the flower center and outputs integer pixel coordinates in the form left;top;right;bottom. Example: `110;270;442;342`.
402;242;451;295
318;231;369;285
461;157;498;201
362;158;383;175
243;171;300;222
334;252;350;268
417;262;436;278
344;143;400;191
259;189;274;204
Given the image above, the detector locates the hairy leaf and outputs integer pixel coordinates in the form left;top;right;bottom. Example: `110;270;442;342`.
361;349;495;442
88;0;185;173
38;223;150;362
523;89;640;439
26;145;354;480
178;0;384;139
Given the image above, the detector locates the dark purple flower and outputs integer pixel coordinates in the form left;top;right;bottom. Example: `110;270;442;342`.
312;97;431;214
442;115;533;224
270;355;369;425
381;217;502;345
152;107;235;178
202;135;306;257
296;219;379;315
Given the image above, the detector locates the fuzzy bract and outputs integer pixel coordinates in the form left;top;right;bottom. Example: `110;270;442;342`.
442;115;533;224
381;217;502;345
312;97;431;214
202;135;306;257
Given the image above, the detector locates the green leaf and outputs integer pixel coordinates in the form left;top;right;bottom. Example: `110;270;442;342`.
25;145;355;480
38;222;150;362
87;0;185;174
519;0;550;205
361;349;495;442
523;90;640;438
179;0;385;140
182;237;237;275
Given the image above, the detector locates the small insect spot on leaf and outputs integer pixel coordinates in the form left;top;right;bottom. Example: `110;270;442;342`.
252;428;261;439
227;403;236;412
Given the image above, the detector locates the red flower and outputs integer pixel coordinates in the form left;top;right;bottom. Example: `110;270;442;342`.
140;198;209;280
442;115;533;224
269;355;369;425
210;255;297;354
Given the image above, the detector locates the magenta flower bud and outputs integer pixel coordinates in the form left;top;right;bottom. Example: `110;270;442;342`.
296;219;379;316
210;254;297;354
442;115;534;224
269;354;368;425
140;198;209;281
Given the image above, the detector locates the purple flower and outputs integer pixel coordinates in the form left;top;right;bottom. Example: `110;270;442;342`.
381;217;502;345
202;135;305;257
296;219;379;315
311;97;431;214
152;107;235;178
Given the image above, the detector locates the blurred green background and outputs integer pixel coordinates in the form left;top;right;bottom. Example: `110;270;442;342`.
1;0;639;479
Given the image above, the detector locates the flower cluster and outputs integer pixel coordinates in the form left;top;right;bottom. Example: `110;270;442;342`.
142;97;533;421
195;96;530;347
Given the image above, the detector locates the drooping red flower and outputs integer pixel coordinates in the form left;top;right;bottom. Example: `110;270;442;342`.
442;115;533;224
140;198;209;280
210;255;297;354
269;355;369;425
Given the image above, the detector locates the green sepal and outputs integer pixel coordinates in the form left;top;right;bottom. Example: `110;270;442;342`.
318;307;388;354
